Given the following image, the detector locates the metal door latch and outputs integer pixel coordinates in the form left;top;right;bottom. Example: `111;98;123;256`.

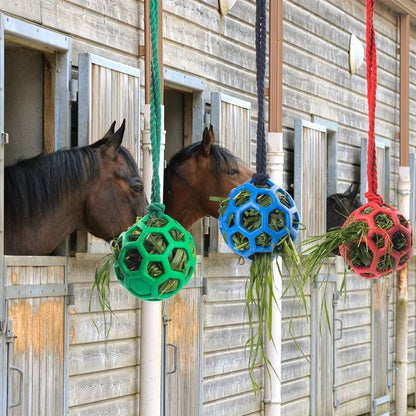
1;132;9;145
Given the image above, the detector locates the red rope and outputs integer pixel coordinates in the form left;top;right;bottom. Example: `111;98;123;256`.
365;0;382;204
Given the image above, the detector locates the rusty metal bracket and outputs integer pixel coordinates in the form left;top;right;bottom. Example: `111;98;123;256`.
6;284;68;299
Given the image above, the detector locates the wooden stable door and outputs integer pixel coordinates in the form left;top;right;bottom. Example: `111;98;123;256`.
163;268;203;416
5;257;68;416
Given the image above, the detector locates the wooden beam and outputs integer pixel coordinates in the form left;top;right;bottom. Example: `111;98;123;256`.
144;0;150;104
268;0;283;132
158;0;164;105
400;14;410;166
144;0;164;105
382;0;416;23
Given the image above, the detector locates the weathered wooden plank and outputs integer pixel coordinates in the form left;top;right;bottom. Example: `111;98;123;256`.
70;38;142;69
336;377;371;405
337;343;371;367
284;63;397;115
283;83;398;141
203;368;262;403
336;396;371;416
282;337;310;363
165;12;255;71
281;276;312;297
203;254;251;277
203;348;251;378
337;326;371;349
281;377;310;403
40;0;139;55
164;0;256;37
69;339;140;376
284;16;398;79
336;308;371;329
65;0;140;27
202;391;261;416
282;296;311;319
337;361;371;385
164;41;257;97
282;358;310;381
68;367;139;407
69;310;140;344
292;0;397;44
204;302;248;327
206;277;247;302
69;256;116;283
68;395;138;416
337;290;372;309
282;316;311;339
281;396;310;416
203;325;253;353
72;282;140;313
1;0;41;22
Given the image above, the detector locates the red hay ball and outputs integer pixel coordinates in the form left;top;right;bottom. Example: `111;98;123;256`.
339;200;412;278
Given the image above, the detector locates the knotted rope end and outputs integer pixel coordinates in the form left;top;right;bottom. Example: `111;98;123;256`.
364;191;383;206
252;172;270;186
147;202;165;218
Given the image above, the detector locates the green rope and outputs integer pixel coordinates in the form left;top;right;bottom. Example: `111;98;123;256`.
149;0;164;217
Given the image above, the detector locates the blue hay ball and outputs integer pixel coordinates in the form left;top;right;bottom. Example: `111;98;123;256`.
218;179;300;260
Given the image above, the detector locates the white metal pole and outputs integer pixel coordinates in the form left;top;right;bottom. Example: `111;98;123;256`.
140;104;165;416
395;165;410;416
264;132;283;416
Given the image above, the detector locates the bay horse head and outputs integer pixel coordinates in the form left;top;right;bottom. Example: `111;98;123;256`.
4;120;147;255
164;125;253;229
327;184;361;232
84;121;148;241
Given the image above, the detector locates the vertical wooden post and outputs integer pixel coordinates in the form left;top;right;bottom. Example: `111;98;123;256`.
395;13;410;416
399;14;409;167
144;0;164;105
268;0;283;133
144;0;151;105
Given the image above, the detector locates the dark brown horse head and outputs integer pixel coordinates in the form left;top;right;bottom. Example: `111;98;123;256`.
85;121;148;241
327;184;361;232
4;120;147;255
164;125;253;229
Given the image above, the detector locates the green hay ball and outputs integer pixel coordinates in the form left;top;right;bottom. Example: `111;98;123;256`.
114;214;197;301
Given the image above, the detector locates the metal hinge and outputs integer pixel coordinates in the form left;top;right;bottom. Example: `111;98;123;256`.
202;277;208;297
67;283;75;306
0;318;8;334
69;79;79;102
203;216;210;235
1;132;9;145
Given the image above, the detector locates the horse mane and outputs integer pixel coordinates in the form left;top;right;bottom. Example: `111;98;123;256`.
5;145;100;227
164;142;240;195
5;142;138;229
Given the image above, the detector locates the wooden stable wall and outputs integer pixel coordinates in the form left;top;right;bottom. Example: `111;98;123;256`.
67;255;140;415
1;0;416;415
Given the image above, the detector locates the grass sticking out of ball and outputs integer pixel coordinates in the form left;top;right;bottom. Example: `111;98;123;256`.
217;187;302;393
90;216;194;335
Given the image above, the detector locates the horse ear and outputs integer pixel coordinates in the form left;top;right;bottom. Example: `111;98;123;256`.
347;184;360;201
103;121;117;139
106;120;126;156
201;125;215;156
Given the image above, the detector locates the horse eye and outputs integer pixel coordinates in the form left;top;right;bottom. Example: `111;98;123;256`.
129;178;143;194
228;168;239;176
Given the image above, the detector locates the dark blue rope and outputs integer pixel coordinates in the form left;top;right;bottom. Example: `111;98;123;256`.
253;0;269;186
